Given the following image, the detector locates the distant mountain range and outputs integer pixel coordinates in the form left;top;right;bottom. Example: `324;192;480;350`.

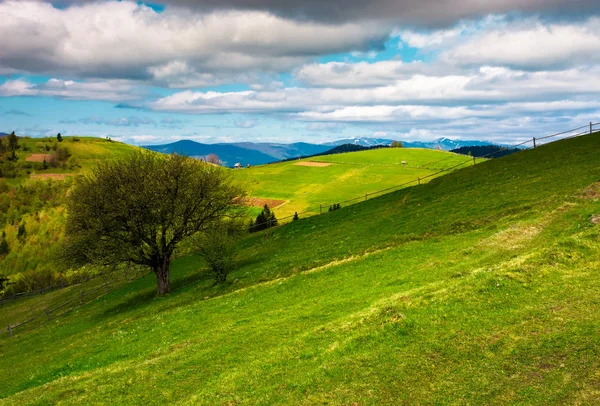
0;132;8;138
143;136;509;167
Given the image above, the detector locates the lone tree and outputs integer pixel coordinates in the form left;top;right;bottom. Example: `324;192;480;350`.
206;154;220;165
391;140;403;148
57;132;63;142
63;151;244;294
7;131;18;151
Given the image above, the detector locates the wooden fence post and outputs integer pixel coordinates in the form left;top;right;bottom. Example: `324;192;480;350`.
8;324;12;338
473;156;476;165
591;122;593;134
418;177;421;185
533;137;537;148
365;193;368;201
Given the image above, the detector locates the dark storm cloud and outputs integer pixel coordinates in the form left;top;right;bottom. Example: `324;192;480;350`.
52;0;600;25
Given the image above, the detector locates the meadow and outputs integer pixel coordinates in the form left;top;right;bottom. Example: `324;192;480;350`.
1;133;599;404
0;137;138;284
234;148;472;218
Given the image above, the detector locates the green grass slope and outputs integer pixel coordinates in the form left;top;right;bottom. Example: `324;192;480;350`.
234;148;472;218
0;137;138;284
1;134;600;404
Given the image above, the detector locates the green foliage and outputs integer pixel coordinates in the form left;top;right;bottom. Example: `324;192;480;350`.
56;133;63;142
250;204;277;232
293;211;299;221
7;131;19;151
329;203;341;212
391;140;404;148
17;223;26;241
63;151;244;294
0;231;9;257
196;223;239;284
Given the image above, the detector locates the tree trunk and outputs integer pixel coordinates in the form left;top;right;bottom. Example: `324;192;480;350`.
154;256;171;295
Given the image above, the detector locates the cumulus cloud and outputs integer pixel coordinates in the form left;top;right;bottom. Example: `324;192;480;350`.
444;17;600;69
0;78;141;101
49;0;600;26
148;65;600;115
0;1;388;86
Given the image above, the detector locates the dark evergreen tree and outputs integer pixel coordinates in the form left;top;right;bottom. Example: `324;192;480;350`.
250;204;278;232
57;132;63;142
0;232;9;256
17;223;26;240
7;131;18;151
293;212;299;221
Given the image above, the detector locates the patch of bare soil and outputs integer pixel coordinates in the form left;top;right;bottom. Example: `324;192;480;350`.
592;214;600;225
30;173;71;181
243;197;286;208
26;154;53;163
581;182;600;200
294;161;332;167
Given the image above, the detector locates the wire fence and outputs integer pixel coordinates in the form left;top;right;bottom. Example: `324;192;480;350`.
1;121;598;339
245;121;600;230
0;266;147;339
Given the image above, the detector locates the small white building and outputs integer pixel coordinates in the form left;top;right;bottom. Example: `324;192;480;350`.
233;163;243;169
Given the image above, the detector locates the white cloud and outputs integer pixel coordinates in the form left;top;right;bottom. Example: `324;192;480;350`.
0;78;141;101
0;1;388;86
443;17;600;69
233;119;257;128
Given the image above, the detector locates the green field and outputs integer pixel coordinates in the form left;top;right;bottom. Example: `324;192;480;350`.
1;133;599;404
234;148;473;218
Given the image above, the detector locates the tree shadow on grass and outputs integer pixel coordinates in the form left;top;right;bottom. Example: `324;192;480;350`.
95;270;214;321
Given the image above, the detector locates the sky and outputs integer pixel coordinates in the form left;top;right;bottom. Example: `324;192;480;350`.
1;0;600;146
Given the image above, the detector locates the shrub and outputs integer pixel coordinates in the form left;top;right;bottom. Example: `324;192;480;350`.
293;212;299;221
329;203;341;212
196;223;239;284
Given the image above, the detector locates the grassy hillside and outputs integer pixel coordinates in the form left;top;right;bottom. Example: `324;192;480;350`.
234;148;472;218
1;133;599;403
0;136;138;289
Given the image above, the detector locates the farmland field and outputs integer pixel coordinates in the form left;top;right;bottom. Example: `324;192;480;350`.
233;148;473;218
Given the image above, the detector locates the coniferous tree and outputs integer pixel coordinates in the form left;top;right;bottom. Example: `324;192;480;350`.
293;212;299;221
0;231;9;256
7;131;18;151
250;204;278;232
17;223;26;240
57;132;63;142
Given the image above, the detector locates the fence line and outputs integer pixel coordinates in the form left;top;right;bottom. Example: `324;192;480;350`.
2;121;598;339
244;121;599;231
1;267;147;339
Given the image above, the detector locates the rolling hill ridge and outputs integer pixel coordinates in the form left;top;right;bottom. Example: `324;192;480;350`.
1;132;599;403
